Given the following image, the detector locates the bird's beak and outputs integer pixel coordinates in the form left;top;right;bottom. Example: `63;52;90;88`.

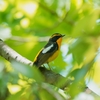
62;34;65;37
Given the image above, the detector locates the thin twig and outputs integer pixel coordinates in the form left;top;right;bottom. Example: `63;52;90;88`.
34;0;74;26
42;12;69;33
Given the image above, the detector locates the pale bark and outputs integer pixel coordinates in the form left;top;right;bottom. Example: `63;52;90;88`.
0;39;65;85
0;39;33;66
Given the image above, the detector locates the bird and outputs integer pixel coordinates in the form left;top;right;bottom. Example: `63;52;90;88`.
33;33;65;68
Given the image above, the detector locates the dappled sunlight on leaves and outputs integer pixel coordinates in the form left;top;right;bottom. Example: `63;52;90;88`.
0;0;100;99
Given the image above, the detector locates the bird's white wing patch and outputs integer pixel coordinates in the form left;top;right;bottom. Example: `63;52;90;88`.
42;44;53;54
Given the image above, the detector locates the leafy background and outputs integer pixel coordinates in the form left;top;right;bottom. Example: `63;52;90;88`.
0;0;100;100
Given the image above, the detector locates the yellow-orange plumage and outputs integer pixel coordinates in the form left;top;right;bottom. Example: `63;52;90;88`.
33;33;65;67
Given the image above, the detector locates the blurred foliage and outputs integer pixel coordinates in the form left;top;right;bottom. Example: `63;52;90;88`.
0;0;100;100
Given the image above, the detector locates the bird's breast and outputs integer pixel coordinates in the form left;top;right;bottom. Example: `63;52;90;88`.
47;50;59;62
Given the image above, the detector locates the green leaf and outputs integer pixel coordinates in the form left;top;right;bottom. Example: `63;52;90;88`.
68;60;94;97
71;10;99;37
40;83;65;100
7;89;24;100
39;89;56;100
73;59;94;83
11;61;44;82
68;38;90;64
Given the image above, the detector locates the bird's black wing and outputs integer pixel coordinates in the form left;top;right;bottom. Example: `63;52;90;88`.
34;42;58;67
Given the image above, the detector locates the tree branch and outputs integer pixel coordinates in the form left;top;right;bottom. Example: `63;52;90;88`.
0;39;33;66
0;39;96;97
0;39;66;86
34;0;74;26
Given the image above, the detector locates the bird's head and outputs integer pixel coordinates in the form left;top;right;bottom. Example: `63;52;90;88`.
49;33;65;42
